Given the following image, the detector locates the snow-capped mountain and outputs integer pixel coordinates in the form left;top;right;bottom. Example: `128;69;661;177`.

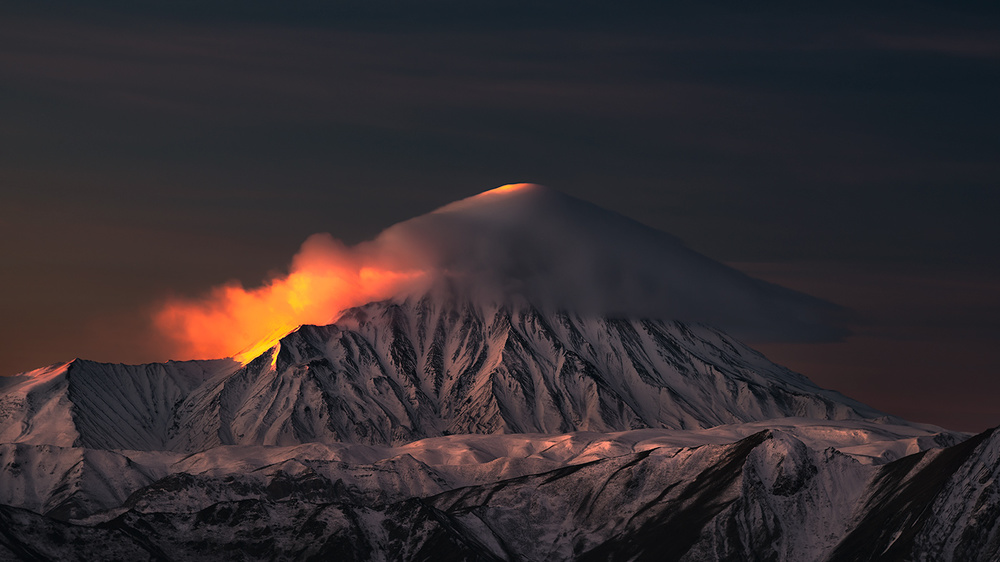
0;421;986;561
0;184;995;560
339;182;849;343
0;293;883;453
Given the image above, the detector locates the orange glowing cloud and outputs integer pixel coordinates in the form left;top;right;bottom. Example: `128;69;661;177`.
154;234;425;363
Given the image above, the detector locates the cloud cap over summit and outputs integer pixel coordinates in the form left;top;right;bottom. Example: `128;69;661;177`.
155;183;849;360
371;183;849;342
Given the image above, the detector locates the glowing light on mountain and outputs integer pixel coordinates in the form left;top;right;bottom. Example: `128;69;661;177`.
154;233;425;362
482;183;533;195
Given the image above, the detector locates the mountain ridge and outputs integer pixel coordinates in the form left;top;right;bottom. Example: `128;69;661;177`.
0;423;991;561
2;293;892;453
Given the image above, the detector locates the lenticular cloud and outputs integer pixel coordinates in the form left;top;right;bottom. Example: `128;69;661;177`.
155;183;848;361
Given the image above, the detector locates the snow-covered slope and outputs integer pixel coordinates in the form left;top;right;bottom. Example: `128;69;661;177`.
202;293;886;447
0;359;235;450
0;419;961;525
0;422;987;561
1;295;888;452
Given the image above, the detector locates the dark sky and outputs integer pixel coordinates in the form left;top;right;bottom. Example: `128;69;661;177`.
2;2;998;431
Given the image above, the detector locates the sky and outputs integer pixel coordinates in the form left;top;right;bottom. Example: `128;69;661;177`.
1;2;998;431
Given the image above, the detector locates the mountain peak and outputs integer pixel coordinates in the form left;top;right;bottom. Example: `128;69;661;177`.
429;182;584;219
374;182;847;343
480;182;544;195
154;182;850;364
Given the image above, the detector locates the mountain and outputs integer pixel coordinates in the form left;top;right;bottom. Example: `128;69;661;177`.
0;184;994;560
0;422;986;561
353;183;848;343
0;294;883;453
